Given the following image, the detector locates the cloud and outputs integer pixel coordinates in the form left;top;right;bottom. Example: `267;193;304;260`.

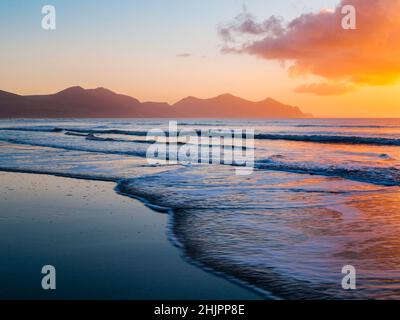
219;9;285;42
176;53;192;58
219;0;400;95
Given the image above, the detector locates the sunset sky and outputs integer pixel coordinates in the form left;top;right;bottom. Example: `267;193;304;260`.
1;0;400;117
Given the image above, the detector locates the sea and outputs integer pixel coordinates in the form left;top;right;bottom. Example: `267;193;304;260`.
1;118;400;299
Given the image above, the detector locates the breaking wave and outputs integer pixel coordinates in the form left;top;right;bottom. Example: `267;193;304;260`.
254;133;400;146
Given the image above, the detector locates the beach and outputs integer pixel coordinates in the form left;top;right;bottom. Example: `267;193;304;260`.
0;171;260;299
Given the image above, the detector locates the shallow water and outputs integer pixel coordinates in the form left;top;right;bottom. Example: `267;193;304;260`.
1;118;400;299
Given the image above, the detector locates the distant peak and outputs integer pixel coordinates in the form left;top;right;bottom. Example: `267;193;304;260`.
56;86;119;96
260;97;274;102
66;86;84;91
176;95;197;103
56;86;85;94
215;93;236;99
259;97;284;105
93;87;111;92
88;87;117;95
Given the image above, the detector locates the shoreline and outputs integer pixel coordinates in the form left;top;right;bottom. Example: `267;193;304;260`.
0;170;261;299
115;181;274;300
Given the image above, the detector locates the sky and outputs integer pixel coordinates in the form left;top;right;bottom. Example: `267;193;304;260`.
1;0;400;117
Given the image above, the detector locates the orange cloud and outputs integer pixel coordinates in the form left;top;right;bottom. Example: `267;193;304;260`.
220;0;400;95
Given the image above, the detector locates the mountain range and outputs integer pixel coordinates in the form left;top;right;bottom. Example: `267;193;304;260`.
0;86;310;118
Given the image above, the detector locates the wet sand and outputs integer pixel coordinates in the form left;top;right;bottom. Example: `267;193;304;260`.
0;171;260;299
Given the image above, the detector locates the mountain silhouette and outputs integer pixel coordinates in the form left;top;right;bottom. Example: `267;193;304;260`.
0;87;309;118
172;93;305;118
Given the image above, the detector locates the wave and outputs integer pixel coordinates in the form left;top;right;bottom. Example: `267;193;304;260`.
0;137;253;167
0;137;398;186
0;126;64;133
254;133;400;146
333;149;395;160
1;127;255;150
64;131;157;144
0;127;149;136
65;128;149;136
294;124;399;128
0;137;148;158
64;131;88;137
0;127;212;138
83;135;252;149
6;126;400;146
178;122;228;126
255;158;400;186
0;127;233;137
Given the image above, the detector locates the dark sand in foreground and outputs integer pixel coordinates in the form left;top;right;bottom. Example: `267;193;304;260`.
0;172;260;299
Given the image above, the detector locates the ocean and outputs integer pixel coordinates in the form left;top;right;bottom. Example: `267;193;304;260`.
1;118;400;299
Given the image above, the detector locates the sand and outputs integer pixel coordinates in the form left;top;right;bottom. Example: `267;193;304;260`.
0;171;260;299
